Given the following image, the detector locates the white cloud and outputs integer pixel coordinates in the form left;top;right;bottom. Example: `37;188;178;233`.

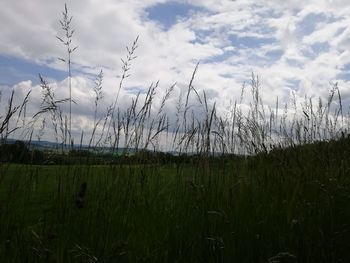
1;0;350;146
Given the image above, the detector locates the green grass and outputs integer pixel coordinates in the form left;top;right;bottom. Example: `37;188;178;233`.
1;137;350;262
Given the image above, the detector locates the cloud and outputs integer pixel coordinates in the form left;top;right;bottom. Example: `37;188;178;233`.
1;0;350;145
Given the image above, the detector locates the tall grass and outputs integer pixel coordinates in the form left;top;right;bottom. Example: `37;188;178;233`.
0;47;347;156
1;138;350;262
56;3;78;147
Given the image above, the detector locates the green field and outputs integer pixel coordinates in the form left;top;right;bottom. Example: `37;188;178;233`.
1;138;349;262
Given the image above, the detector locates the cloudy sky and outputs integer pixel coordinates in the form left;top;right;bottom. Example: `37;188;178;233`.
1;0;350;142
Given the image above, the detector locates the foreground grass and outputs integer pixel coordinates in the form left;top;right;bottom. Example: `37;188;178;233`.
0;138;350;262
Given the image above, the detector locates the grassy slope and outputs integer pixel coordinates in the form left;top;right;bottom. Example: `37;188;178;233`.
0;137;349;262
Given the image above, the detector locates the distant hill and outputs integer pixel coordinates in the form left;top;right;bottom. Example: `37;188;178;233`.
1;138;137;154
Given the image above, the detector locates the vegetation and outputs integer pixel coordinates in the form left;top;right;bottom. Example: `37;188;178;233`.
0;137;350;262
0;4;349;262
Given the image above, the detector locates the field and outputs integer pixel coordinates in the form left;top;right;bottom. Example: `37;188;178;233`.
1;137;349;262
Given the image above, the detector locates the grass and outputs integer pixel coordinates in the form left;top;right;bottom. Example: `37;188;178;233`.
1;3;350;262
0;136;350;262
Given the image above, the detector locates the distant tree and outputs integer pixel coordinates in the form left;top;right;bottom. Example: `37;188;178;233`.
31;149;45;164
0;141;30;163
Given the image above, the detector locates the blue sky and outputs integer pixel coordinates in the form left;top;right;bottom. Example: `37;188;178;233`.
146;2;204;29
1;0;350;140
0;55;66;86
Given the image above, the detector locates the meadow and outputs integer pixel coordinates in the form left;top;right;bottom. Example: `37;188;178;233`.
0;138;350;262
0;4;350;262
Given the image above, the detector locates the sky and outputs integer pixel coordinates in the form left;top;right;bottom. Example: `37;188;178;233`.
1;0;350;143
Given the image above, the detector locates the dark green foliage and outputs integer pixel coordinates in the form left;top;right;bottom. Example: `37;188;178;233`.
0;141;30;163
0;141;48;164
